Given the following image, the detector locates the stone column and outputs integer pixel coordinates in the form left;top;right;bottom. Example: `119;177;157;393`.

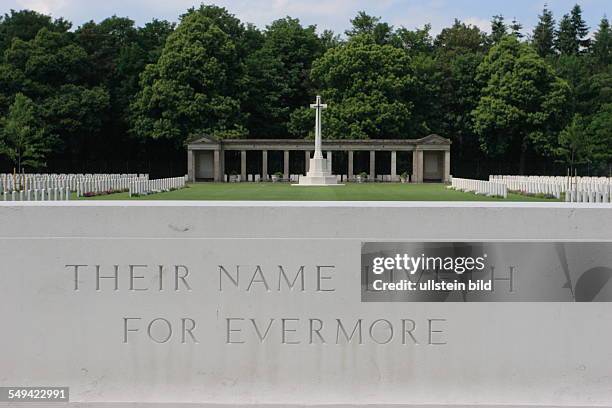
443;150;451;183
348;151;354;181
284;150;290;180
304;151;311;174
391;151;397;182
326;151;332;173
241;151;247;181
412;149;423;183
369;151;376;180
187;149;195;182
262;150;268;180
213;150;221;182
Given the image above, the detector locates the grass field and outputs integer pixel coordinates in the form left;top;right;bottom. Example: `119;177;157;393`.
80;182;559;201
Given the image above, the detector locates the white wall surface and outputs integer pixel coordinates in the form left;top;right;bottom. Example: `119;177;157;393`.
0;202;611;408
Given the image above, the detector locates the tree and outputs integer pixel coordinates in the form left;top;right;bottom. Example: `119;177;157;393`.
556;13;577;55
0;93;51;171
434;20;488;176
252;17;324;136
289;35;414;139
556;114;591;172
0;9;71;54
472;36;570;173
592;17;611;66
510;18;523;39
434;19;488;53
490;15;507;44
570;4;590;51
587;103;612;170
0;26;111;171
395;24;433;56
320;29;342;51
130;5;249;144
532;6;555;57
243;32;288;137
345;11;393;45
556;5;590;55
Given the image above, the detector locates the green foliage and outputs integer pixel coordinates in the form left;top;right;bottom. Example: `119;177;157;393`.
130;5;249;144
490;15;507;44
556;5;590;55
570;4;590;51
556;114;591;169
345;11;393;45
0;9;71;54
472;37;570;172
395;24;433;56
556;14;578;55
434;19;488;53
0;26;111;164
0;3;610;176
509;18;523;39
434;20;488;162
592;17;612;66
0;93;52;171
250;17;324;137
292;35;414;139
587;104;612;168
532;6;555;57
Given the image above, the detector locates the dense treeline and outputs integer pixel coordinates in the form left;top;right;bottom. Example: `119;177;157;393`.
0;4;610;177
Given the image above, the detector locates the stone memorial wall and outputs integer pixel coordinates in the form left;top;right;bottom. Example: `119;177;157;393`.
0;202;611;407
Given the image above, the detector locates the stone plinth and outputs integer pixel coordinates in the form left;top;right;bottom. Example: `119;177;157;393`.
296;156;341;186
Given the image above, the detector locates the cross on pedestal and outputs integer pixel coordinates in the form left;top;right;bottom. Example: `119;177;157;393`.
310;95;327;159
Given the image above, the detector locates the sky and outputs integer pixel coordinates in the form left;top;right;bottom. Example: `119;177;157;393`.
2;0;610;36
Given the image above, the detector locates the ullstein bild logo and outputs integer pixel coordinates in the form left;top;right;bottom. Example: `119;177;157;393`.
361;242;612;302
370;252;490;292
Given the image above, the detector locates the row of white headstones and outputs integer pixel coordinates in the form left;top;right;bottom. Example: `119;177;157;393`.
0;174;188;201
490;175;612;203
129;176;188;197
449;177;508;198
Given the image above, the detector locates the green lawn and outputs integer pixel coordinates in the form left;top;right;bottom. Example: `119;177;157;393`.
79;182;559;201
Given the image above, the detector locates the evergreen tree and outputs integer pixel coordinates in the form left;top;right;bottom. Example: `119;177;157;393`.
510;18;523;39
490;15;507;44
570;4;590;52
592;17;611;65
556;13;578;55
532;6;555;57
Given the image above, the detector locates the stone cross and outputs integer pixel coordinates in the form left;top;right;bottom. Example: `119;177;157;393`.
310;95;327;159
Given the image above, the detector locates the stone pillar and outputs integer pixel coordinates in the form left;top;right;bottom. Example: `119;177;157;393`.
412;149;423;183
305;151;311;174
326;151;332;173
187;149;195;182
213;150;221;182
348;151;354;181
284;150;290;180
241;151;247;181
369;151;376;180
443;150;451;183
262;150;268;180
391;151;397;182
